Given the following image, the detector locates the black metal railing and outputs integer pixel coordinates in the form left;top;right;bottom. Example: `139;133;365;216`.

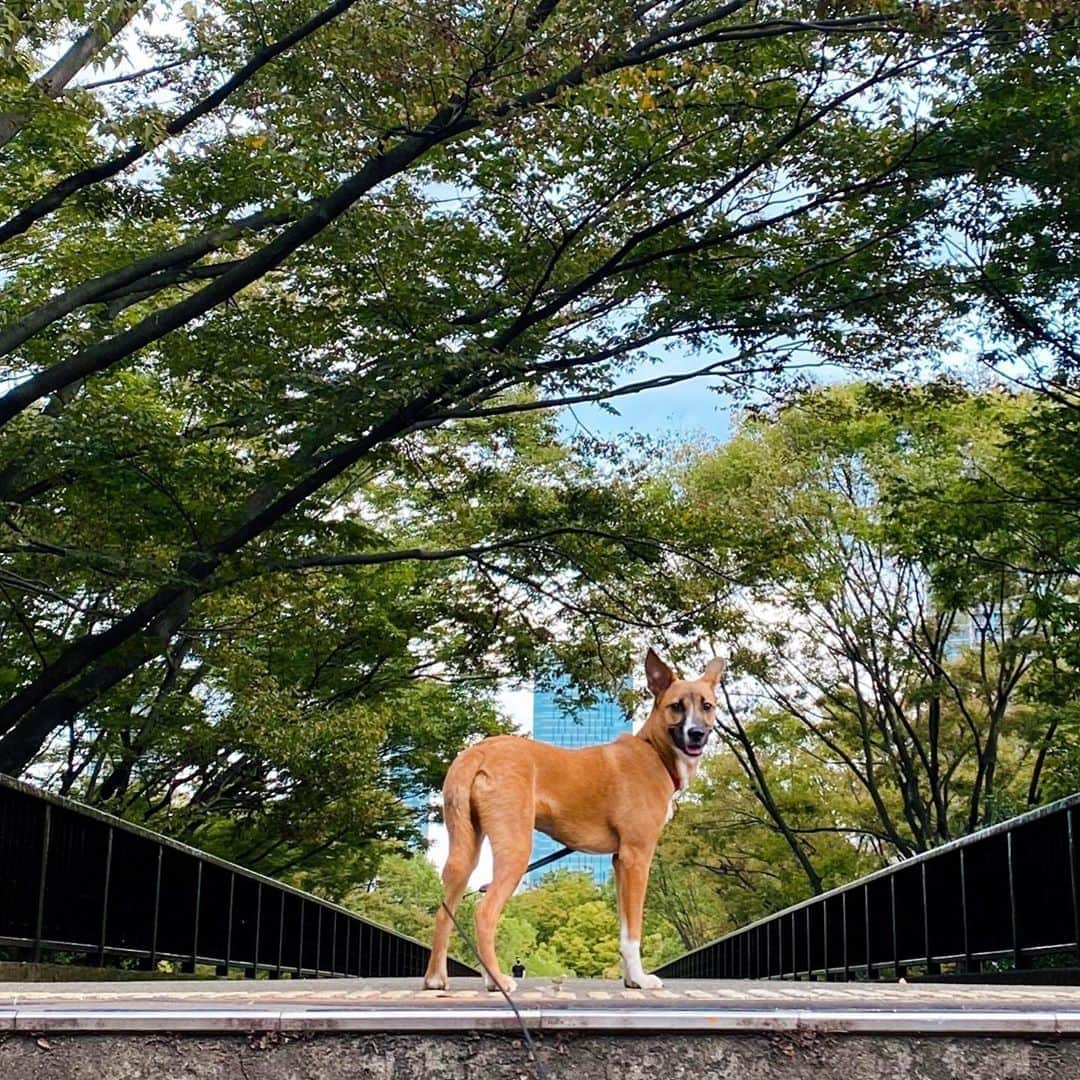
0;773;474;979
654;793;1080;982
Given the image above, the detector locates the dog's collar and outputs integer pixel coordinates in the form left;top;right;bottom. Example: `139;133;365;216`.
667;762;683;792
644;733;686;791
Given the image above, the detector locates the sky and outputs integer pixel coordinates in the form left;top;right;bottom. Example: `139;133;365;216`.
561;359;733;445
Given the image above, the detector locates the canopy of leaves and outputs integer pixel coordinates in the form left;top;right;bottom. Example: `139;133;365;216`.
660;381;1080;920
0;1;1075;896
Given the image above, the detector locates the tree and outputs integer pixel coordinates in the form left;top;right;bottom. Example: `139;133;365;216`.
348;859;680;976
346;851;445;944
548;900;622;978
680;381;1079;892
651;747;881;943
915;5;1079;398
1;2;1074;877
2;403;713;890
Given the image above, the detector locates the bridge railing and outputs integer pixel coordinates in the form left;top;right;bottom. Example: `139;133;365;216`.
654;793;1080;982
0;773;473;979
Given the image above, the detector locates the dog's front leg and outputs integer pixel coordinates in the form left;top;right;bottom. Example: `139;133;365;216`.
613;846;662;990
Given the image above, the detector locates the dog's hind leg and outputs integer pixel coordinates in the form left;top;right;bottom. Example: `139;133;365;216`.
473;775;532;993
423;766;483;990
423;830;481;990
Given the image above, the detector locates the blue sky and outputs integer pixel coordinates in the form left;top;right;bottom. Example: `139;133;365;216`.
558;359;734;444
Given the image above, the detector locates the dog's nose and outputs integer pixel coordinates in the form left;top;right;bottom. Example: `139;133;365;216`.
686;726;707;745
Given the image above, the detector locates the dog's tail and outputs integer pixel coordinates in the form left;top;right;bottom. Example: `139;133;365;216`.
441;745;486;853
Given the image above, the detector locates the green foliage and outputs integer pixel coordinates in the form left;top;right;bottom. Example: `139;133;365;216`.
504;870;681;976
346;852;445;945
637;382;1080;944
0;1;1075;909
349;856;684;977
673;382;1080;897
548;900;622;978
653;745;883;940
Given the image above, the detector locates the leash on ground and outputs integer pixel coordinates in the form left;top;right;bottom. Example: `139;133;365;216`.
441;841;616;1075
439;900;549;1080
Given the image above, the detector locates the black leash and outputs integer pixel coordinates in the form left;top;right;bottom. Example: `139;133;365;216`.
439;900;549;1080
442;845;577;1074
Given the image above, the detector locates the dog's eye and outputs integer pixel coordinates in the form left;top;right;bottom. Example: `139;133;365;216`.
702;701;714;712
669;700;685;714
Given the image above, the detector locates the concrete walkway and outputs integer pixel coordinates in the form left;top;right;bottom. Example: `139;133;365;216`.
4;977;1080;1035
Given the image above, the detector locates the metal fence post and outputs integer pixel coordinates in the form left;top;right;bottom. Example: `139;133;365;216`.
32;804;52;963
332;912;339;977
297;901;306;976
223;872;235;975
921;862;931;972
890;875;900;979
776;916;783;978
823;902;829;979
960;847;972;973
842;891;849;980
149;846;163;971
805;907;812;980
189;860;203;974
864;883;873;979
248;882;262;978
275;895;285;979
1069;810;1080;955
1008;830;1022;971
790;912;797;981
98;826;113;967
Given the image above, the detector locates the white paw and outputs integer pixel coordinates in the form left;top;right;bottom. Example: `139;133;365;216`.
624;973;663;990
423;975;448;990
483;975;517;993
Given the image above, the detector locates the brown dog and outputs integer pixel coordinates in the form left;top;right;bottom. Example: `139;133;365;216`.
423;649;726;992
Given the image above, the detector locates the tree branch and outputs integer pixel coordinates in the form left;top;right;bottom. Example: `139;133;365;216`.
0;210;289;359
0;1;145;149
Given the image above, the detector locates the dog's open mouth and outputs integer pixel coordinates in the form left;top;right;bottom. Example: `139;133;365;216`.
671;728;705;757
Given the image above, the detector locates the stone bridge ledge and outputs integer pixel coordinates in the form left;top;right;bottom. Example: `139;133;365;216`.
4;978;1080;1035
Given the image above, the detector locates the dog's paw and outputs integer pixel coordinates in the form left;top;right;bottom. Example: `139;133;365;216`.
422;975;448;990
624;973;663;990
484;975;517;994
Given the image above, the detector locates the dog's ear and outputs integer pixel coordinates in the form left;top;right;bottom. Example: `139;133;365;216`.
645;648;674;697
700;657;727;686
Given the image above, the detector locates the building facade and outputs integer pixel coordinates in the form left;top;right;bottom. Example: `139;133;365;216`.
525;679;629;887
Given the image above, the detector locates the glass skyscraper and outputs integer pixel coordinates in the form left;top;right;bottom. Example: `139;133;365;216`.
525;679;630;886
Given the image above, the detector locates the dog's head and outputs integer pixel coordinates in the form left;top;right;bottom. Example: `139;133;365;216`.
644;648;726;759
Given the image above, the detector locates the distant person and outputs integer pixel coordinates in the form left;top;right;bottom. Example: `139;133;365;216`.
511;958;526;979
